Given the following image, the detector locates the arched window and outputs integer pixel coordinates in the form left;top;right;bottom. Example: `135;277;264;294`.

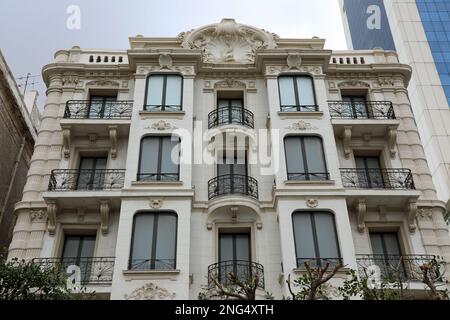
278;75;317;111
144;74;183;111
284;136;328;181
138;136;180;181
292;211;341;268
129;212;177;270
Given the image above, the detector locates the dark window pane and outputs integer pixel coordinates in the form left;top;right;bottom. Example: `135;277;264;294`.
139;137;159;174
165;75;182;108
285;137;304;175
147;75;164;106
293;213;315;259
315;213;340;259
279;76;296;106
297;76;315;105
131;214;155;262
304;137;326;177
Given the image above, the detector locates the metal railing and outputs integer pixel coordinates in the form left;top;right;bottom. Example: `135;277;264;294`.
208;260;265;289
328;101;395;120
296;257;343;268
208;174;258;200
64;100;133;119
48;169;126;191
143;104;182;111
128;259;176;271
136;173;179;182
33;257;115;285
280;105;319;112
208;106;254;129
287;172;330;181
356;254;440;282
340;168;415;190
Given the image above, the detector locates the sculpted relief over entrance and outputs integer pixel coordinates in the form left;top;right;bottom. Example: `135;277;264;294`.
179;18;278;64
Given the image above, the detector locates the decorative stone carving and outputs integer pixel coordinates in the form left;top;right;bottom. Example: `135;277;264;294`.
343;126;352;159
158;54;173;69
287;54;302;69
355;199;366;233
138;65;195;77
150;199;163;209
88;133;97;145
230;207;238;223
124;283;176;300
387;126;397;159
62;75;79;87
146;120;177;131
286;120;318;130
77;208;85;223
338;80;370;88
47;201;57;236
99;200;110;235
256;222;263;230
30;209;47;222
214;79;246;89
378;77;395;87
266;65;322;76
408;199;418;233
417;207;433;219
109;126;118;159
306;199;318;208
62;127;71;159
85;80;120;87
206;223;213;230
180;18;277;64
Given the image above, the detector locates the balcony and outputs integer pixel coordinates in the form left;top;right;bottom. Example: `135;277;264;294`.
328;101;395;120
208;174;258;200
208;106;254;129
287;172;330;181
128;259;176;271
144;104;182;112
207;260;265;289
356;254;440;282
33;257;115;285
280;104;319;112
340;168;415;190
48;169;126;191
136;173;179;182
64;100;133;119
296;257;343;268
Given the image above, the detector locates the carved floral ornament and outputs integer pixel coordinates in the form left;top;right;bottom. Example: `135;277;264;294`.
30;209;47;222
285;120;318;130
124;283;176;300
265;65;322;77
178;18;278;64
145;120;177;131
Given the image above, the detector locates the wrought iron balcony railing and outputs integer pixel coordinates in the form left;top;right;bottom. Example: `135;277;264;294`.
280;104;319;112
136;173;179;182
340;168;415;190
287;172;330;181
208;106;254;129
328;101;395;120
33;257;115;285
64;100;133;119
128;259;176;271
296;257;343;268
356;254;440;282
208;260;265;289
48;169;126;191
143;104;182;112
208;174;258;200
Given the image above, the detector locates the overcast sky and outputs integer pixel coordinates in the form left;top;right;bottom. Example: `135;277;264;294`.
0;0;347;107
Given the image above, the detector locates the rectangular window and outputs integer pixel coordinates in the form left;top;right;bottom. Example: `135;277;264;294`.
138;136;180;181
77;157;107;190
278;75;317;111
62;235;96;283
292;212;341;268
88;95;117;118
129;212;177;270
342;95;368;119
145;74;182;111
284;136;328;181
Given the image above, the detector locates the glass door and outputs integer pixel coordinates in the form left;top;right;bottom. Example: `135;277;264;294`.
217;154;247;195
217;99;243;126
62;235;96;284
355;156;385;188
219;233;251;284
369;232;405;280
89;96;117;118
343;96;368;119
77;157;107;190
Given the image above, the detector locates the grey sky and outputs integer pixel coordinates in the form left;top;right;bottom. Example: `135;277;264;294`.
0;0;347;107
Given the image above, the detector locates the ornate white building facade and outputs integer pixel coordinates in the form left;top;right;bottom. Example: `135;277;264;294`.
7;19;450;299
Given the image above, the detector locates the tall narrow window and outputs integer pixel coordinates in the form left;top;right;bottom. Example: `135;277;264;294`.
129;212;177;270
292;211;341;267
138;136;180;181
278;75;317;111
284;136;328;181
145;74;182;111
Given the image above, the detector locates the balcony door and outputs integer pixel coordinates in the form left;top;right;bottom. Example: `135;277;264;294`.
355;156;385;188
369;232;405;279
89;96;117;119
62;235;96;284
217;154;247;195
77;157;107;190
342;96;368;119
219;233;251;284
217;99;244;126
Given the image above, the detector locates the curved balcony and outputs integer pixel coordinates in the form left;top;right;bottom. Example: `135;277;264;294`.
48;169;125;191
33;257;115;285
328;101;395;120
208;260;265;289
64;100;133;119
340;168;415;190
208;106;254;129
208;174;258;200
356;254;440;282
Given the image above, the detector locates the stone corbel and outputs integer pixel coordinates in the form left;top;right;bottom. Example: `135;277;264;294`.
99;200;110;235
109;126;118;159
47;200;57;236
387;126;398;159
62;126;71;159
407;199;418;233
355;198;366;233
343;126;352;159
